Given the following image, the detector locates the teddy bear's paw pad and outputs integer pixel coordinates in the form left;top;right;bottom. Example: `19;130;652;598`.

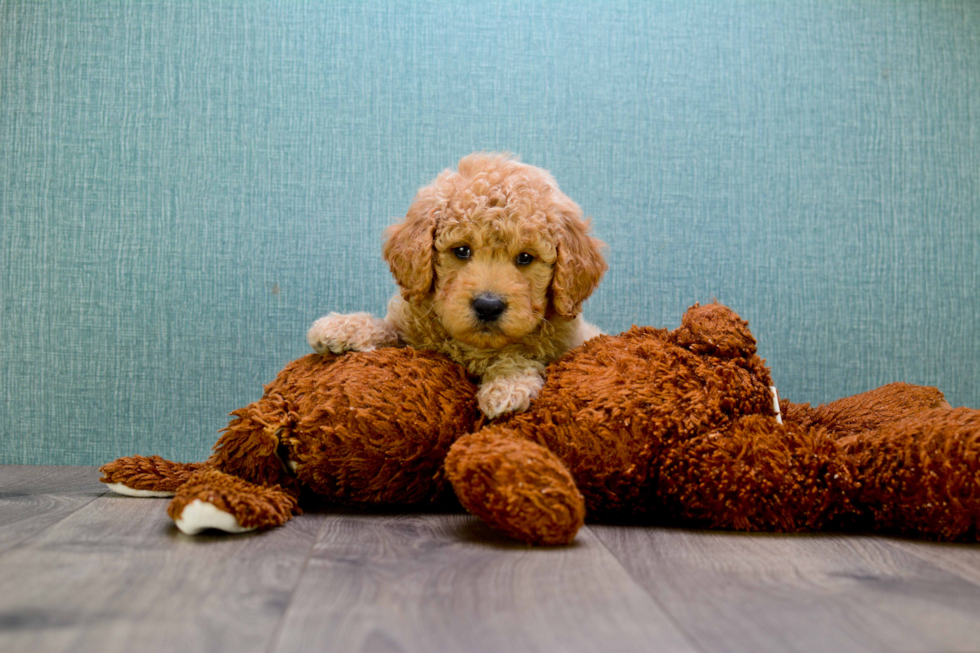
104;482;175;498
477;372;545;419
173;499;256;535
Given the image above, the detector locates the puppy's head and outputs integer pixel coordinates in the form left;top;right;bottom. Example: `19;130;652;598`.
383;153;606;349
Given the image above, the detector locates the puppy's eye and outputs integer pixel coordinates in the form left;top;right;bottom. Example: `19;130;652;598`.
452;246;472;260
516;252;534;266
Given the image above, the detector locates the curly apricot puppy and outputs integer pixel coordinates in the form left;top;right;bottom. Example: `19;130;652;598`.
308;153;607;418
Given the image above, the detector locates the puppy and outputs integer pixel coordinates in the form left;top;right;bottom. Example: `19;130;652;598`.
308;153;607;419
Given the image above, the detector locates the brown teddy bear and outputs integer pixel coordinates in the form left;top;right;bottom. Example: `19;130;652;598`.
100;303;980;545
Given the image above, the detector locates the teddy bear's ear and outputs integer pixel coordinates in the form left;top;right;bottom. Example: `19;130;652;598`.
672;302;757;359
383;187;440;302
551;200;607;319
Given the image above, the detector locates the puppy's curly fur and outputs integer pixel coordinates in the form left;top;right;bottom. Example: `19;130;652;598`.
308;153;607;418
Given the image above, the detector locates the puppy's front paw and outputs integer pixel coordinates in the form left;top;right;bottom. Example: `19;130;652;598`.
307;312;398;354
477;372;545;419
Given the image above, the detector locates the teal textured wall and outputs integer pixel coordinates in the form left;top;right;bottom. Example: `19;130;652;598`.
2;1;978;465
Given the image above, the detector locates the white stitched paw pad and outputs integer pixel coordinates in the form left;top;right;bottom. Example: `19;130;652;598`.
174;499;256;535
104;482;176;498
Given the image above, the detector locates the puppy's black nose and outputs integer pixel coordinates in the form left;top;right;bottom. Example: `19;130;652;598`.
472;293;507;322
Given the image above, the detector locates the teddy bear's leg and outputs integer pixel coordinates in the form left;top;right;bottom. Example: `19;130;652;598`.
162;393;304;535
842;407;980;540
100;455;208;497
207;394;301;492
657;415;854;532
445;426;586;545
205;352;345;492
781;382;950;440
167;469;299;535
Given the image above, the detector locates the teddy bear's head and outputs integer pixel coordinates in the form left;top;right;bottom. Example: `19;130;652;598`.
454;303;777;523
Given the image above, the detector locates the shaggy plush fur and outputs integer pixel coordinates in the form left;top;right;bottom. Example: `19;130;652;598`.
102;347;481;532
102;303;980;546
100;455;206;494
307;153;607;419
168;469;299;531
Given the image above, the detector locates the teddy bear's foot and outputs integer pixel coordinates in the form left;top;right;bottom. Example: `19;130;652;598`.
446;428;585;545
100;455;208;497
167;469;300;535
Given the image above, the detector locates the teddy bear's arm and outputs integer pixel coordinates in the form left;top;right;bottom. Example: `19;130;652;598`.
100;455;207;496
445;425;585;545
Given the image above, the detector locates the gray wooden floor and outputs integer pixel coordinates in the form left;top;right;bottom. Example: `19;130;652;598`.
2;466;980;653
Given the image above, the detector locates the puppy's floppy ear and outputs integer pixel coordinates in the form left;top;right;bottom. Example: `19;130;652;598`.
383;187;440;302
551;204;607;319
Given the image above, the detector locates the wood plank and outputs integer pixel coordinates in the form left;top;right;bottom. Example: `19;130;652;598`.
0;466;106;553
593;525;980;653
888;538;980;590
0;465;103;493
270;511;700;653
0;491;322;653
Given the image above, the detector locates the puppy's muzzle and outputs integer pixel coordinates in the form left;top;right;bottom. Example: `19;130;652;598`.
472;293;507;323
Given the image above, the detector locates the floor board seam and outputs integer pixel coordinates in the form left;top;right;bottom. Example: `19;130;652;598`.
0;488;109;557
876;535;980;591
588;525;710;653
263;515;329;653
